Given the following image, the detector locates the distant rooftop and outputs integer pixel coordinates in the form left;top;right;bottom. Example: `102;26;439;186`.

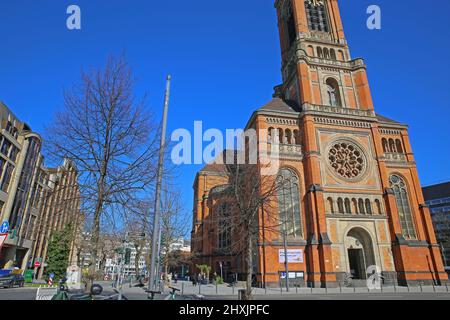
423;182;450;200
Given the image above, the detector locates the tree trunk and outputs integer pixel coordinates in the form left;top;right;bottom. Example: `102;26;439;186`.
244;234;253;300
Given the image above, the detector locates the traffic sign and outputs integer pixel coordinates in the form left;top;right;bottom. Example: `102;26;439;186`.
0;233;8;249
0;221;9;234
34;261;41;268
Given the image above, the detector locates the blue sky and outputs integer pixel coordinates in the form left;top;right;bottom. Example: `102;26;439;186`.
1;0;450;227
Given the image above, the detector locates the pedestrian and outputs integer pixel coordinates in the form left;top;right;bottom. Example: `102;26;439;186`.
174;273;178;284
192;275;197;287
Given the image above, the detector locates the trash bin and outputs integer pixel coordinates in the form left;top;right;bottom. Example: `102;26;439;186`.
238;289;246;300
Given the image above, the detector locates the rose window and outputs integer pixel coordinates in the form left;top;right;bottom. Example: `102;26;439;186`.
328;141;365;179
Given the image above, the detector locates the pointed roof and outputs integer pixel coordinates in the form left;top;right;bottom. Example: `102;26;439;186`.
376;113;401;125
257;98;300;114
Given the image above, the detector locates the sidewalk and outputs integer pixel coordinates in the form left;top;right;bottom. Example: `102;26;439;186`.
158;280;450;296
97;280;450;300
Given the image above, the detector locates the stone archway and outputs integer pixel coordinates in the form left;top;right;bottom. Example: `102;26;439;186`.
345;228;376;280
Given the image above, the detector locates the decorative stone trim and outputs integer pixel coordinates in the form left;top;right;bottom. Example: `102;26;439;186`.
266;117;299;126
313;116;371;128
379;128;402;135
268;143;303;160
303;103;376;118
384;152;407;163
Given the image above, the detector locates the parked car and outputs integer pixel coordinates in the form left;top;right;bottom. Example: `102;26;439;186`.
0;274;25;288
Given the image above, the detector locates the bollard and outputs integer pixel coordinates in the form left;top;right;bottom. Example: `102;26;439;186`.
182;282;184;295
216;283;218;295
199;283;201;295
232;283;235;295
339;282;342;293
433;282;436;292
296;285;298;294
420;282;423;292
446;282;448;292
265;285;267;295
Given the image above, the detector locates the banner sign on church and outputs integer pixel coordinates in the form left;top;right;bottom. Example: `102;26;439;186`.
278;249;303;263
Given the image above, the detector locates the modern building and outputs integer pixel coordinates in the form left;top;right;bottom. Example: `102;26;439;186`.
169;237;191;253
191;0;448;287
423;182;450;269
29;159;82;279
0;101;82;278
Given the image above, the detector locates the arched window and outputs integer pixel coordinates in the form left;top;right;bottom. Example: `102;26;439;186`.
388;139;396;153
218;203;231;250
278;128;284;144
352;198;359;214
285;129;292;144
365;199;373;215
344;198;351;214
326;78;342;107
382;138;388;153
268;127;274;144
390;175;416;239
375;199;382;215
293;130;301;145
327;197;335;214
330;49;337;61
337;198;344;214
317;47;323;58
323;48;330;60
305;0;329;32
395;139;403;153
358;199;366;214
277;169;303;238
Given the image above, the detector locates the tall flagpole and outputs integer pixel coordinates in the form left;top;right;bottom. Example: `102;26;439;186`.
148;75;171;295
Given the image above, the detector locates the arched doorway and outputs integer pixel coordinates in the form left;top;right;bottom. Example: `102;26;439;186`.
345;228;376;280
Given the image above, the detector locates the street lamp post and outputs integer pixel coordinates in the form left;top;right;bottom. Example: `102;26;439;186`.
148;75;171;295
282;221;290;292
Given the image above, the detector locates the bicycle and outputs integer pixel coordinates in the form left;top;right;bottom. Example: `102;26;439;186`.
168;286;181;300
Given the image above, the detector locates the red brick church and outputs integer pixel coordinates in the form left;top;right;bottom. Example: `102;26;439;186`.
191;0;448;288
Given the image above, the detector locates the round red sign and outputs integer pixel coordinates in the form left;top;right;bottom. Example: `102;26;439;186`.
34;261;41;268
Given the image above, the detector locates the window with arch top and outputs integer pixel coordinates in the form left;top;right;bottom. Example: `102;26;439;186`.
277;168;303;239
326;78;342;107
390;175;416;239
305;0;329;32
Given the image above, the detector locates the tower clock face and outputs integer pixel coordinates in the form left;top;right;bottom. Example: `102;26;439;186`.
327;141;367;180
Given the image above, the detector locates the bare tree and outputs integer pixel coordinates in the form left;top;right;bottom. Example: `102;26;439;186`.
204;148;286;300
123;200;153;280
159;189;189;281
45;56;159;289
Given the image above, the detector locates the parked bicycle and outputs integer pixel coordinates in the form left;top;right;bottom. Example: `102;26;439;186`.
168;286;181;300
52;278;121;300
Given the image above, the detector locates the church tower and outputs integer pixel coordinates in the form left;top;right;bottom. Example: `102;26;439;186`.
191;0;448;288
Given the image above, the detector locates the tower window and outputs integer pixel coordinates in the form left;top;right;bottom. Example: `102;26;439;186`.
390;175;416;240
287;11;297;47
277;168;303;239
305;0;329;32
282;1;297;48
326;78;342;107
